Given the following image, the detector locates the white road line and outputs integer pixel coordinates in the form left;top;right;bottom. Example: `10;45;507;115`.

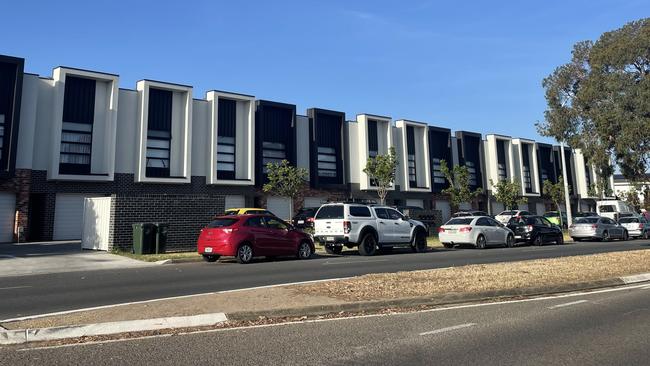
640;285;650;290
419;323;476;336
323;259;388;265
547;300;588;309
0;286;31;291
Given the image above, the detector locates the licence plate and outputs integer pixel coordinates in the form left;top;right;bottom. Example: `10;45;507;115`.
515;235;522;239
205;247;213;253
326;237;335;241
298;220;305;224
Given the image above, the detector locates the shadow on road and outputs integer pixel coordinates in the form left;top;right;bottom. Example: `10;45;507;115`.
0;241;82;259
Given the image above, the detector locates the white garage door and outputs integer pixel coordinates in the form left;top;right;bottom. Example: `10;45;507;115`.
225;195;245;210
535;203;546;215
435;200;451;224
0;193;15;243
406;199;424;208
267;196;291;220
303;196;326;209
517;203;529;212
491;202;505;215
54;194;99;241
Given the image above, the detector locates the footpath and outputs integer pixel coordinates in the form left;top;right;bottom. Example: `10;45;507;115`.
1;249;650;346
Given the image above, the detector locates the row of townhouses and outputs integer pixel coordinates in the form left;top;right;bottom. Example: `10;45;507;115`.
0;54;613;250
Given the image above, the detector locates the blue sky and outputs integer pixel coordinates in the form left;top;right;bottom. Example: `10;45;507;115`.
1;0;644;143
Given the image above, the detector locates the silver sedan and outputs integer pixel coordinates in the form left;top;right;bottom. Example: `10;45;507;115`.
438;216;515;249
569;217;628;242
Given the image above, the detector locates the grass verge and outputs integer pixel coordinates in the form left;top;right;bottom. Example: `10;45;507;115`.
112;250;199;262
293;249;650;301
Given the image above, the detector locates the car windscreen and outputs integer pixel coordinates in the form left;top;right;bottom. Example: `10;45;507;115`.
446;218;473;225
618;217;639;223
545;212;559;217
223;211;238;216
315;205;344;219
575;218;599;224
207;219;238;228
599;205;616;213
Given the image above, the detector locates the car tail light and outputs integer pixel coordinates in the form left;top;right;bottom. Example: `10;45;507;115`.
307;217;314;223
222;228;238;234
526;225;534;232
343;221;351;234
459;226;472;233
639;223;644;229
592;224;598;229
438;227;446;233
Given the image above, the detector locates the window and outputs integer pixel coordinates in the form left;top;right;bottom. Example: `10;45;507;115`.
146;88;173;178
245;217;266;227
540;217;553;227
496;140;507;181
432;158;446;184
317;147;337;178
217;98;237;180
367;120;378;157
541;168;549;182
207;219;238;228
59;76;96;175
476;217;491;226
262;141;286;173
466;161;478;186
315;205;344;219
619;218;639;224
244;209;272;215
523;166;532;190
0;114;4;161
497;163;507;181
407;126;417;186
387;209;404;220
575;218;599;224
599;205;615;213
349;206;371;217
374;208;389;219
264;217;288;230
447;218;473;225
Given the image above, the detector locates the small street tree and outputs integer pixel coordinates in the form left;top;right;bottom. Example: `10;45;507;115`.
440;159;483;212
263;160;308;219
543;177;567;227
490;179;527;212
623;187;641;211
363;147;398;205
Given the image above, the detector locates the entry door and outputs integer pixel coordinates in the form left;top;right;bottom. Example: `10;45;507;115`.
0;193;15;243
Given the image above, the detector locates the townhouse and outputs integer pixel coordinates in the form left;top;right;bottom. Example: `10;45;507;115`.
0;54;609;249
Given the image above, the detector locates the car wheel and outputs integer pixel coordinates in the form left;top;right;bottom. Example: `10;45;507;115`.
236;243;254;264
297;241;312;260
602;231;610;242
505;234;515;248
556;234;564;245
476;235;486;249
325;245;343;255
358;234;378;256
643;231;649;240
413;231;428;253
202;254;220;263
622;230;629;241
533;235;543;246
443;243;455;249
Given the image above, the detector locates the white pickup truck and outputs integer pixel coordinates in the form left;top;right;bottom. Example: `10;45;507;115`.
313;203;429;256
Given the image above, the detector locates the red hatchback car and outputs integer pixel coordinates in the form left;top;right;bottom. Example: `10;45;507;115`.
197;214;315;264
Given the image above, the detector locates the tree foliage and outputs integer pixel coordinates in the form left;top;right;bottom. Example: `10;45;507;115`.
536;18;650;184
440;159;483;212
543;178;566;226
363;147;398;205
263;160;308;218
490;179;527;211
623;187;641;210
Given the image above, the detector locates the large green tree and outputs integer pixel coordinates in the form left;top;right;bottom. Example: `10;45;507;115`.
490;179;527;211
440;159;483;212
363;147;398;205
536;18;650;184
263;160;308;219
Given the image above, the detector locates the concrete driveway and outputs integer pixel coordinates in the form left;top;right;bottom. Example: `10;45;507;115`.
0;241;154;277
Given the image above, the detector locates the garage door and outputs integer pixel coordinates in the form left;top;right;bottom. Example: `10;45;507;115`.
517;203;529;212
536;203;546;215
435;200;451;224
267;196;291;220
225;195;245;210
303;196;326;209
54;194;99;241
491;202;505;215
0;193;15;243
406;199;424;208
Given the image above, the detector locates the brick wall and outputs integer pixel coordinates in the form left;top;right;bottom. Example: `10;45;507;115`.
108;194;226;252
0;169;31;241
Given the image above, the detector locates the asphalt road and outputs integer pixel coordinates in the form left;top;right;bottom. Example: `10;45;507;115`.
3;283;649;365
0;239;649;320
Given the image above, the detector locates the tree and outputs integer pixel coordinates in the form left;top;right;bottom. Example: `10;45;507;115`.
262;160;308;219
490;179;527;212
643;186;650;211
543;177;567;227
363;147;398;205
536;18;650;183
440;159;483;212
623;187;641;211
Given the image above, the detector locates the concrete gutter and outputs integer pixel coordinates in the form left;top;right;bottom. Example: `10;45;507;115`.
0;313;227;345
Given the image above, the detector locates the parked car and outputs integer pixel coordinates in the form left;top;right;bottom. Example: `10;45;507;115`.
438;216;515;249
197;215;314;264
313;203;429;256
506;215;564;246
292;207;318;229
543;211;568;228
224;208;275;216
495;210;531;224
569;217;629;242
596;200;636;221
452;210;489;218
618;216;650;239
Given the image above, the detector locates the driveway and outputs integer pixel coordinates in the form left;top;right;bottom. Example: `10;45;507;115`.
0;241;154;277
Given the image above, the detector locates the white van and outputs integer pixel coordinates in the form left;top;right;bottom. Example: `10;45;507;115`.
596;200;636;221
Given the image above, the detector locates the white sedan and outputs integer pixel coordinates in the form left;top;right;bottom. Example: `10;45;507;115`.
438;216;515;249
